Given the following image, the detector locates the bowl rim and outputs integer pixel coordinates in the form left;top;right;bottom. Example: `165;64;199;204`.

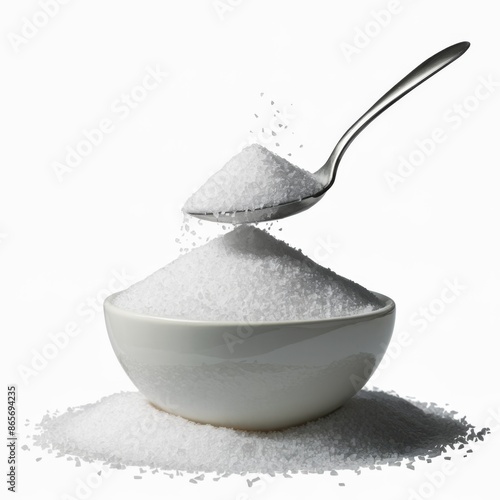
104;291;395;327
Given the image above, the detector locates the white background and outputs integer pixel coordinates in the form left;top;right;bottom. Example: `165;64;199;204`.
1;0;499;499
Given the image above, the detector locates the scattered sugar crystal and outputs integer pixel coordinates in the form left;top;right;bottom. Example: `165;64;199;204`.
30;389;489;479
175;216;218;254
112;225;383;321
182;144;323;215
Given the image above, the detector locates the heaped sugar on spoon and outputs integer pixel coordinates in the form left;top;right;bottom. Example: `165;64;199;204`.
184;41;470;224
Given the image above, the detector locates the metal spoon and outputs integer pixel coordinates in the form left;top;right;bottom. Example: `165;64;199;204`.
189;41;470;224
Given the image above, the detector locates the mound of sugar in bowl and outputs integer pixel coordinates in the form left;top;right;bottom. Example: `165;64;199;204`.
183;143;323;215
112;225;383;322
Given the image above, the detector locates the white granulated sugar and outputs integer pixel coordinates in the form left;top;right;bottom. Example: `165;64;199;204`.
112;225;383;321
183;144;323;215
31;390;489;479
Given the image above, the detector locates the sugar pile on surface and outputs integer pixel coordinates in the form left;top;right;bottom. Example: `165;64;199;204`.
182;144;323;215
112;225;383;321
32;390;488;479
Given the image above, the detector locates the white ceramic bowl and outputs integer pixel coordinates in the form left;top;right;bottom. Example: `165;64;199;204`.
104;292;395;431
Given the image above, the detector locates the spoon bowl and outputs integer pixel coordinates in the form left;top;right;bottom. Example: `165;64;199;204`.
192;192;325;224
188;41;470;224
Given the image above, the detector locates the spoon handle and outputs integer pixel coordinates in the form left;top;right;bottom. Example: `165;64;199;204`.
318;41;470;188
